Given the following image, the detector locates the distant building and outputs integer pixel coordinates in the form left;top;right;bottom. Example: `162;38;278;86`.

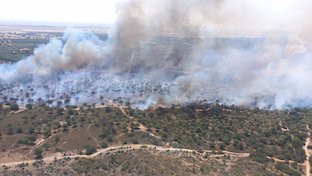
19;48;31;54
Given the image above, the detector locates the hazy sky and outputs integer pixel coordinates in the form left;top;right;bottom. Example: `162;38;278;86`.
0;0;119;24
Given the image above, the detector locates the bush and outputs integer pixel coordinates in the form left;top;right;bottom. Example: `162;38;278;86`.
42;143;51;149
10;103;19;111
55;136;60;143
28;127;35;134
294;148;306;163
34;147;43;159
275;163;301;176
26;104;33;109
132;139;139;144
43;126;51;138
7;128;14;135
107;135;113;143
85;146;97;155
18;135;36;145
18;138;31;145
16;127;23;134
249;150;269;163
101;143;108;149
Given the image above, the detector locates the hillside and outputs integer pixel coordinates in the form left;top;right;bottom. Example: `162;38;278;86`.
0;103;311;175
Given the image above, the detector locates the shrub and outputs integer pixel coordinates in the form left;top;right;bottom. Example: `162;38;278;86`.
18;135;36;145
10;103;19;111
34;147;43;159
16;127;23;134
132;139;139;144
43;126;51;138
101;143;108;149
42;143;51;149
18;138;30;145
85;146;97;155
249;150;269;163
55;136;60;143
26;104;33;109
7;128;14;135
28;127;35;134
275;163;301;176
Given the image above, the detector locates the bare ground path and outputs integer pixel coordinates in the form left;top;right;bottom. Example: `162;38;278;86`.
0;144;250;168
304;125;311;176
266;156;305;166
118;106;163;141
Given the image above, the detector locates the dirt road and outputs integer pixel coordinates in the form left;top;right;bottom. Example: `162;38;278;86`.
0;144;249;168
304;125;311;176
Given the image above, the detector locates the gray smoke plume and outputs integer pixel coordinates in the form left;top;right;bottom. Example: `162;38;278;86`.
1;0;312;109
0;30;108;79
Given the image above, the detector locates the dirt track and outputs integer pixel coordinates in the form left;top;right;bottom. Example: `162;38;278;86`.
0;144;250;168
2;105;310;174
304;125;311;176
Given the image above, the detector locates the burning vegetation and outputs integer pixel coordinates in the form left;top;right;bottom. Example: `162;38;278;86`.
1;0;312;109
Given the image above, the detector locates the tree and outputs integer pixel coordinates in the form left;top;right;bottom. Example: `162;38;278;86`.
85;146;97;155
28;127;35;134
275;163;301;176
34;147;43;159
10;103;19;111
7;128;14;135
16;127;23;134
55;135;60;144
26;104;33;110
132;139;139;144
43;126;51;138
249;150;269;164
101;143;108;148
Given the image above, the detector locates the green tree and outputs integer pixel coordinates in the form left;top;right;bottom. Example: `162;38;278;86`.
10;103;19;111
26;104;33;109
34;147;43;159
85;146;97;155
249;150;269;164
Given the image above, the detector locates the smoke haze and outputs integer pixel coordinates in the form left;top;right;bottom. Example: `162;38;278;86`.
1;0;312;109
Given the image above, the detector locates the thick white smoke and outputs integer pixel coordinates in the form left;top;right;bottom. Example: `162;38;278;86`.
0;30;108;79
1;0;312;109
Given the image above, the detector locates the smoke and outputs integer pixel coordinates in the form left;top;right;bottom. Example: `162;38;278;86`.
1;0;312;109
0;30;108;79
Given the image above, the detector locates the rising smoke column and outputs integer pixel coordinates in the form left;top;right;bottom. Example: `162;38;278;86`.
1;0;312;109
110;0;312;109
0;29;109;79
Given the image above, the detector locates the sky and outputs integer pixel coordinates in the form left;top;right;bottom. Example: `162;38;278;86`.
0;0;119;24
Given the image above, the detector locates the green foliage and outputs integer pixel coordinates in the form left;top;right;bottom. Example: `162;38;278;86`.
85;146;97;155
16;127;23;134
101;143;108;149
130;104;308;162
7;128;14;135
249;150;269;164
34;147;43;159
43;126;51;138
18;134;37;145
26;104;33;109
55;135;60;144
275;163;301;176
42;143;51;149
10;103;19;111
